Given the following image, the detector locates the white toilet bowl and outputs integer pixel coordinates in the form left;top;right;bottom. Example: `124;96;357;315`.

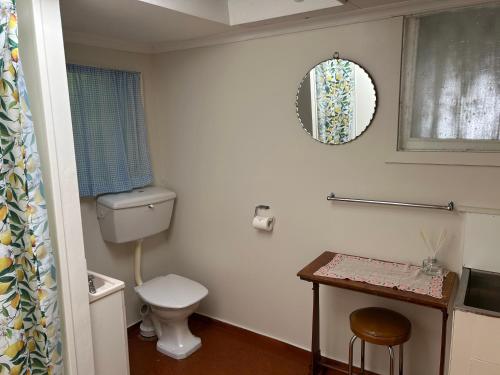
135;274;208;359
150;302;201;358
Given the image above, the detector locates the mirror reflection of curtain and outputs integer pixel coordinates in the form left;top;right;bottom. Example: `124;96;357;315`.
312;60;354;144
410;6;500;140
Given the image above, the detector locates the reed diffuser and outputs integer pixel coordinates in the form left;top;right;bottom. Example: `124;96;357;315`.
420;229;447;276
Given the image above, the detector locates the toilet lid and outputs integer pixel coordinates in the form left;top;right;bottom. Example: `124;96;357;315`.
135;274;208;309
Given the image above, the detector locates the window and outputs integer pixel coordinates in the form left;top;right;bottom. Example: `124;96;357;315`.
399;5;500;152
66;64;153;197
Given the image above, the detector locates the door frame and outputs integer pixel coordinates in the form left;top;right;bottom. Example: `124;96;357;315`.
18;1;95;374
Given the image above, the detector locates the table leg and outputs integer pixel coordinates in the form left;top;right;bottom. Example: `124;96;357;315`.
311;282;321;375
439;310;449;375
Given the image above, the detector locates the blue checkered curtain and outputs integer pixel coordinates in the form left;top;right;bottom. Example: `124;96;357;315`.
66;64;153;197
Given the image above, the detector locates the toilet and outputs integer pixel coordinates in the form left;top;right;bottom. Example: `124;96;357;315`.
96;186;208;359
135;274;208;358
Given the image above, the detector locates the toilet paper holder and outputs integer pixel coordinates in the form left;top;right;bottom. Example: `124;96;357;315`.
254;205;270;217
253;205;274;231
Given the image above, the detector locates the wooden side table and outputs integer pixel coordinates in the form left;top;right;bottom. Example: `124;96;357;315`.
297;251;458;375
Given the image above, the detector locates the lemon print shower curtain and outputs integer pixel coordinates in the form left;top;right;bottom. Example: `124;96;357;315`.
0;1;62;374
314;59;354;144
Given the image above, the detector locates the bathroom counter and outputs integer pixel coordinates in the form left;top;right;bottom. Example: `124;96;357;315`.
297;251;458;375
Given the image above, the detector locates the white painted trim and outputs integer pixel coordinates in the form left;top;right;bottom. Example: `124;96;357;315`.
456;206;500;215
151;0;496;53
403;138;500;153
21;1;95;374
398;7;500;155
398;14;419;150
62;0;496;54
385;149;500;167
63;30;155;54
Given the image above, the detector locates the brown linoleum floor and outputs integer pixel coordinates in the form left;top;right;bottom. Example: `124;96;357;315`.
128;314;345;375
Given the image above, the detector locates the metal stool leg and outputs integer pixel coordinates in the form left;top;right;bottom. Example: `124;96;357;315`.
388;346;395;375
399;344;404;375
348;335;358;375
360;340;365;374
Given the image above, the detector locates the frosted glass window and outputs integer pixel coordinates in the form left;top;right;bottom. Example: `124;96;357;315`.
399;5;500;151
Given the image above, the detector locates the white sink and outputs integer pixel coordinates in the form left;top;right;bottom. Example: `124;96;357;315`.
87;271;130;375
88;270;125;303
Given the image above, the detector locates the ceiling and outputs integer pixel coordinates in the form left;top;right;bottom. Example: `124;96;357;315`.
59;0;411;49
59;0;488;53
137;0;345;26
60;0;231;45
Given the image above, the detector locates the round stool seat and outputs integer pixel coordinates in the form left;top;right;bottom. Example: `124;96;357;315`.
350;307;411;346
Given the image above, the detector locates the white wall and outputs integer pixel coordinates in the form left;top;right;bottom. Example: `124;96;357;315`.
147;17;500;375
65;15;500;375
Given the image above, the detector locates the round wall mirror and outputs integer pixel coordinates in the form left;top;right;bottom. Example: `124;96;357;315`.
296;57;377;145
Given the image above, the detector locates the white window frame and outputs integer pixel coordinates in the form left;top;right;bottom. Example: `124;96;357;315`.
398;9;500;153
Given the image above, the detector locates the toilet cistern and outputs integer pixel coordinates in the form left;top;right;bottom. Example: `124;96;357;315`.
96;186;209;359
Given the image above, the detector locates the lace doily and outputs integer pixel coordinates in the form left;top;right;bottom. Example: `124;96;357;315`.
314;254;447;299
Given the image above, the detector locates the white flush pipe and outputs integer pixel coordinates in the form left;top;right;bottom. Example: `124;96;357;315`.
134;239;144;286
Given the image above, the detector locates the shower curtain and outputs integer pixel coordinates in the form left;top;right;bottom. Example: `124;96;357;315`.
0;1;62;374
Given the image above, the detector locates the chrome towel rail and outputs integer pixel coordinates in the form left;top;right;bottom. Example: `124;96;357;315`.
327;193;454;211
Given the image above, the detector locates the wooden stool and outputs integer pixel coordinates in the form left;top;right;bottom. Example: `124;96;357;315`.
348;307;411;375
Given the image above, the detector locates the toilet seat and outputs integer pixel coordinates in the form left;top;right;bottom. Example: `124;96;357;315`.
135;274;208;309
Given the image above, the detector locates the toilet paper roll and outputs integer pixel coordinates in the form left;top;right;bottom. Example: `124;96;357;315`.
252;215;274;231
